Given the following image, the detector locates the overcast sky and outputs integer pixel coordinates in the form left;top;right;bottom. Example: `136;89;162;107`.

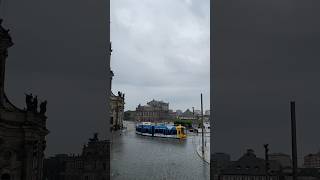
2;0;320;165
110;0;210;111
1;0;209;156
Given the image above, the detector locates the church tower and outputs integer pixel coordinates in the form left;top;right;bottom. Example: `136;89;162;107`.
0;19;49;180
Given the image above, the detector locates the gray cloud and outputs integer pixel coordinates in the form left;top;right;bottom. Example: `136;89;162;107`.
2;0;209;156
111;0;210;111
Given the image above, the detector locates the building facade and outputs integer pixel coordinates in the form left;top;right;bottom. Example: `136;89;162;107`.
269;153;292;168
175;109;183;116
216;149;282;180
213;149;320;180
44;134;108;180
135;100;170;122
110;89;124;130
0;19;49;180
109;44;125;131
304;152;320;168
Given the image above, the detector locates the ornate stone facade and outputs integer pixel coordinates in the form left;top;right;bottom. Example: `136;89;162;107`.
109;44;125;131
215;149;282;180
44;134;108;180
110;89;124;130
135;100;170;122
0;19;49;180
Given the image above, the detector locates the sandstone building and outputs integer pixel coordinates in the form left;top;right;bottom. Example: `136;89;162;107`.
109;44;125;131
0;19;49;180
135;100;170;122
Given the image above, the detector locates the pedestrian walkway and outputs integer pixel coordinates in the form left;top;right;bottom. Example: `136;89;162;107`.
196;142;210;163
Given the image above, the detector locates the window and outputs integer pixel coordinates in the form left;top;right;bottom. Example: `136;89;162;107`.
3;151;12;161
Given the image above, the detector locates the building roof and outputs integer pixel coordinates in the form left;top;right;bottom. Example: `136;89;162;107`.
221;149;281;175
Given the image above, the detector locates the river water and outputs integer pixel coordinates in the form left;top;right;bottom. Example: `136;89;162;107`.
110;121;210;180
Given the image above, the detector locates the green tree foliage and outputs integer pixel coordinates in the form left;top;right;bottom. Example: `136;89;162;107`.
174;119;192;128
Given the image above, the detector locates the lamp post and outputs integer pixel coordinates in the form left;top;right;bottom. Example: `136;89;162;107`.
201;93;204;155
291;101;298;180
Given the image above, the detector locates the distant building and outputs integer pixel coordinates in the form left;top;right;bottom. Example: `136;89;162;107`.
205;110;210;116
304;151;320;168
280;167;320;180
0;20;49;180
124;110;136;121
43;134;108;180
194;110;201;115
135;100;170;122
43;154;69;180
269;153;292;168
177;109;197;124
217;149;282;180
214;149;320;180
176;109;183;116
183;109;193;116
168;110;177;120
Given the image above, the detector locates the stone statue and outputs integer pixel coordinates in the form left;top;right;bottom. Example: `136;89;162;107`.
89;133;99;142
25;93;33;111
33;96;38;113
40;100;47;115
110;41;112;54
94;133;98;140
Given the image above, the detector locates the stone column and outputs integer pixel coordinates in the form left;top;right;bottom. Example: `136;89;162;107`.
21;140;35;180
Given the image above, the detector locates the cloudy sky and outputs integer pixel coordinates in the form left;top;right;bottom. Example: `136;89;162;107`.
2;0;320;165
110;0;210;111
1;0;209;156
